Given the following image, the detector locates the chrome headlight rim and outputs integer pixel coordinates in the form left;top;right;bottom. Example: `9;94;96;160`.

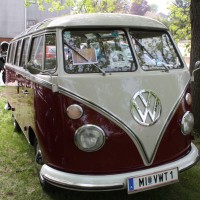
181;111;194;135
74;124;106;152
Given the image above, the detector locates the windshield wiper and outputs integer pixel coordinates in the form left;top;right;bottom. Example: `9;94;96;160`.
161;63;169;72
132;35;155;60
132;35;169;72
64;41;106;76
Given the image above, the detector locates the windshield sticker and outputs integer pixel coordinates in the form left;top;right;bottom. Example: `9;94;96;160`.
63;32;71;41
85;33;96;40
72;48;98;65
112;30;119;37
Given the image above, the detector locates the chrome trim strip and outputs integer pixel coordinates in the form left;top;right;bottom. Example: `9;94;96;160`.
5;64;30;78
179;148;200;173
43;174;124;191
5;64;54;90
40;143;199;191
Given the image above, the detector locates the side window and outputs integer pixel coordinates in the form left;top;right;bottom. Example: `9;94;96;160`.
7;43;12;63
6;44;11;63
9;42;17;64
44;34;56;70
14;40;22;66
20;38;30;68
29;35;44;71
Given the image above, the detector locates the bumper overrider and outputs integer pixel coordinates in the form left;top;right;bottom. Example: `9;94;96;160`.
40;143;200;191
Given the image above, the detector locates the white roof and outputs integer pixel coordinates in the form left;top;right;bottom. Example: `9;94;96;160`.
13;13;167;40
47;13;167;30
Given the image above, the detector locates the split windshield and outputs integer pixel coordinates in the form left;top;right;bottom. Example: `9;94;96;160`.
62;29;183;74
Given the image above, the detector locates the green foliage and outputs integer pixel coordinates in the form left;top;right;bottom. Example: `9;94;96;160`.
131;0;143;4
24;0;119;13
150;3;158;13
169;0;191;43
130;0;150;15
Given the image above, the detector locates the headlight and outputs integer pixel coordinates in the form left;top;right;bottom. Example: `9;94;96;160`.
181;111;194;135
74;125;105;152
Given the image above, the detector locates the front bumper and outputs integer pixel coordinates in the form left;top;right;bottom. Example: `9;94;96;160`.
40;143;200;191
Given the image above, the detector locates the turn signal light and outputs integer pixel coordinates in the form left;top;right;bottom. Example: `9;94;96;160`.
66;104;83;119
185;93;192;106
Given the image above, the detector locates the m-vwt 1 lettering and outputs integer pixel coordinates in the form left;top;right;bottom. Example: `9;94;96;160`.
139;171;174;187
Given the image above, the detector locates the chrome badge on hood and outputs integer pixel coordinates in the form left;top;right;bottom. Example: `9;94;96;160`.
130;90;162;126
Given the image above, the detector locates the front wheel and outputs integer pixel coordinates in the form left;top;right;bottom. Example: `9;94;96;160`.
34;139;53;192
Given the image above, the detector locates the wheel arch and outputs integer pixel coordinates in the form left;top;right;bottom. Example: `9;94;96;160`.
28;127;36;146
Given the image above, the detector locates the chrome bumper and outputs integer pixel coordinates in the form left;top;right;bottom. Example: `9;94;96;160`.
40;143;200;191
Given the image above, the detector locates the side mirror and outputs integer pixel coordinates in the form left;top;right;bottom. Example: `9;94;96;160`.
27;61;41;75
191;61;200;82
195;61;200;69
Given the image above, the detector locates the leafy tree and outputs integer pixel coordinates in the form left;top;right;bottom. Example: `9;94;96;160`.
168;0;200;132
190;0;200;72
24;0;120;13
113;0;131;13
169;0;191;43
130;0;150;15
150;3;158;13
190;0;200;132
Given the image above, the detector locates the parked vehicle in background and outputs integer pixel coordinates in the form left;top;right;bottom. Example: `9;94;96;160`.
4;13;200;194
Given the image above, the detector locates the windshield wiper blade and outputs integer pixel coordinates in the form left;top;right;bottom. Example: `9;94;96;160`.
132;35;155;60
161;64;169;72
132;35;170;72
64;41;106;76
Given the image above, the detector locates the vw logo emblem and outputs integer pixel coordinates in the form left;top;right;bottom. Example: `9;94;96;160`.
130;90;162;126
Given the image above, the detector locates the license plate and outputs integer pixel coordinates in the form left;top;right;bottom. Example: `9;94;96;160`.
127;168;178;194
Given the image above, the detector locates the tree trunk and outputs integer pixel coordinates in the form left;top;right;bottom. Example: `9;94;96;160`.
190;0;200;132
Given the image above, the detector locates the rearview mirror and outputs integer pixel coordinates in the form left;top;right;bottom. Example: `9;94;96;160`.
191;61;200;82
27;61;41;75
195;61;200;69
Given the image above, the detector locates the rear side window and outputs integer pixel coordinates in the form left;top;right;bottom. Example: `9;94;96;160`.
29;35;44;71
6;44;11;63
14;40;22;66
9;42;17;64
20;38;30;68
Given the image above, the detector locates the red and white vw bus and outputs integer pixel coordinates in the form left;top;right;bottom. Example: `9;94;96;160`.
5;13;199;194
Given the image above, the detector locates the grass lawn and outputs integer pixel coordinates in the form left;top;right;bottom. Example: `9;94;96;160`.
0;86;200;200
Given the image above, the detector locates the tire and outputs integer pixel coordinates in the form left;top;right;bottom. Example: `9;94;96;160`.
34;139;54;192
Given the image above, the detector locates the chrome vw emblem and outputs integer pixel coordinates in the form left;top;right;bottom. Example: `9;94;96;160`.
130;90;162;126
